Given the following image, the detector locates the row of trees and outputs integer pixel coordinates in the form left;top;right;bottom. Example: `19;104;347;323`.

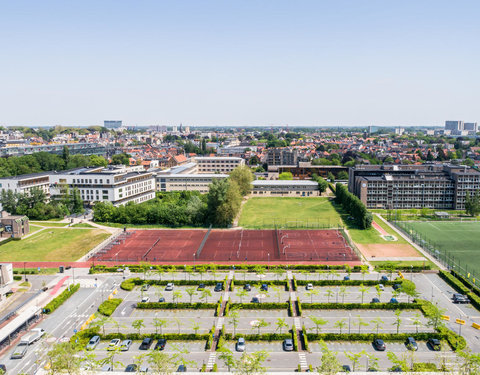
335;183;372;229
0;150;108;178
465;190;480;217
0;186;83;220
94;166;254;227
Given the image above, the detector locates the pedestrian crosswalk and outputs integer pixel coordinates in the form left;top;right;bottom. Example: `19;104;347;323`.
298;352;308;370
216;317;224;330
294;317;302;330
206;352;217;370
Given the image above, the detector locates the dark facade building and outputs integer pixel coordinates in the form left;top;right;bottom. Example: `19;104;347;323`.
266;148;298;166
348;164;480;210
0;212;29;238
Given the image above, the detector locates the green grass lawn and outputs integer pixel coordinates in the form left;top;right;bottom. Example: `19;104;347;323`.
29;221;68;227
348;217;408;245
238;197;343;229
0;228;110;262
398;221;480;276
71;223;95;228
28;225;43;234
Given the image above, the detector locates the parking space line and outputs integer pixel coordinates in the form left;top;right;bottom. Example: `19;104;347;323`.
206;352;216;370
298;352;308;369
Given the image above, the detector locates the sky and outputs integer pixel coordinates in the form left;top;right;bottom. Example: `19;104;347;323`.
1;1;479;127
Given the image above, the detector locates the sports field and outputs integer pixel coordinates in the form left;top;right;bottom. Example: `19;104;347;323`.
0;228;110;262
400;221;480;275
238;197;343;228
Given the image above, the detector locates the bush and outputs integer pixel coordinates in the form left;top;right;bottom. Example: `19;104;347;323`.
215;296;223;317
13;275;22;281
302;302;420;310
98;298;122;316
223;333;291;341
44;284;80;314
439;270;480;311
412;363;438;372
335;182;372;229
292;326;298;351
137;302;217;309
229;302;289;310
292;276;297;291
302;325;309;351
212;363;218;372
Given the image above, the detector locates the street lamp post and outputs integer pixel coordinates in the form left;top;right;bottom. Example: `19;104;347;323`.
193;253;196;271
267;253;270;270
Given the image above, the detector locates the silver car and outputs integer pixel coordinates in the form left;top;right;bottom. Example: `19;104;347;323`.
236;337;246;352
165;283;174;291
121;339;132;351
11;343;28;359
86;335;100;350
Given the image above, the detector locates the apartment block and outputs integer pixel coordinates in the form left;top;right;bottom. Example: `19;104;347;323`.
195;157;244;173
156;174;228;193
0;172;51;199
266;148;298;166
349;164;480;210
251;180;319;197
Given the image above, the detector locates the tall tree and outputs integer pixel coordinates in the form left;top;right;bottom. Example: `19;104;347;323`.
229;166;254;196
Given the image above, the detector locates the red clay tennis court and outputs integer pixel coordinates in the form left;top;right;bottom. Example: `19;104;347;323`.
91;228;360;265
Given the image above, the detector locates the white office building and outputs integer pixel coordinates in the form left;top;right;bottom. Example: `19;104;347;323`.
251;180;320;197
195;157;245;174
0;172;51;199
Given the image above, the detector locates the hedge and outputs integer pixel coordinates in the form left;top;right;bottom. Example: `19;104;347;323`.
302;325;309;351
98;298;123;316
412;363;438;372
306;332;443;342
439;270;480;311
292;276;297;291
295;279;396;287
223;333;291;341
297;300;303;316
292;325;299;351
288;298;293;317
120;277;223;290
44;284;80;314
301;302;420;310
215;296;223;317
205;326;215;350
13;275;22;281
229;302;289;310
137;302;217;310
335;182;372;229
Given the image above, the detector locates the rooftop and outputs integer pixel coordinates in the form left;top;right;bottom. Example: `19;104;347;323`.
252;180;318;186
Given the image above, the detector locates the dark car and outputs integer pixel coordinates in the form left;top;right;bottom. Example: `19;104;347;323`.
260;284;268;291
177;365;187;372
373;339;386;351
158;297;165;302
427;338;441;351
367;368;378;372
393;283;402;291
251;297;260;303
125;364;138;372
405;337;418;351
389;298;399;304
453;293;470;304
381;275;389;282
244;284;251;291
392;366;403;372
197;283;206;291
139;338;153;350
0;365;6;373
342;365;351;372
344;276;350;281
371;298;380;304
155;339;166;351
214;283;223;292
141;284;150;291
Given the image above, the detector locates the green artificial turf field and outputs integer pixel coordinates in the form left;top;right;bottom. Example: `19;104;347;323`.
0;228;111;262
398;221;480;276
237;197;343;228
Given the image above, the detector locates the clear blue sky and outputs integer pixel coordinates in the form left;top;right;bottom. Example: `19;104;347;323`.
1;1;479;127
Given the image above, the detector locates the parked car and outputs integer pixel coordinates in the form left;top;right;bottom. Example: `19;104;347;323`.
197;283;206;291
125;364;138;372
453;293;470;304
260;284;268;291
378;284;385;291
283;339;294;351
370;298;380;304
86;335;100;350
120;339;132;351
343;276;350;281
427;338;441;351
251;297;260;303
393;283;402;291
139;338;153;350
0;365;6;373
140;366;149;372
21;328;45;345
306;283;313;290
177;365;187;372
391;366;403;372
101;363;112;371
155;339;167;351
107;338;121;351
367;368;379;372
342;365;351;372
165;283;174;291
141;284;150;291
389;298;399;304
236;337;246;352
214;283;223;292
141;296;150;303
158;297;165;302
10;343;28;359
405;337;418;351
373;339;386;351
244;284;251;291
381;275;389;282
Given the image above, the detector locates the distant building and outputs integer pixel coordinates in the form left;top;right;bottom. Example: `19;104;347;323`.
0;263;13;287
156;173;228;193
445;121;478;135
0;211;29;238
0;172;51;199
251;180;319;197
195;157;245;174
395;127;405;135
266;148;298;166
0;142;106;157
348;164;480;210
104;120;122;129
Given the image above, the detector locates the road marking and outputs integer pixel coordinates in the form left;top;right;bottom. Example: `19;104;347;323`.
206;352;217;370
294;317;302;330
216;317;224;330
298;352;308;369
421;274;467;317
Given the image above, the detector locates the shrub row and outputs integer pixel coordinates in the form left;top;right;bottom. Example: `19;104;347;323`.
302;325;309;351
120;277;222;290
44;284;80;314
232;279;289;291
301;302;420;310
205;326;215;350
98;298;123;316
295;279;396;286
292;276;297;291
297;300;303;316
374;264;431;272
102;332;209;342
288;298;293;317
215;296;223;317
451;269;480;297
223;333;291;341
136;302;217;310
13;275;22;281
229;302;289;310
439;271;480;311
437;326;466;351
335;182;372;229
412;363;438;372
306;332;443;342
224;299;231;316
292;325;299;351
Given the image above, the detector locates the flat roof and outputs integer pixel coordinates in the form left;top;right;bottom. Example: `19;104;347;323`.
252;180;318;186
157;174;228;178
195;156;243;160
0;172;51;181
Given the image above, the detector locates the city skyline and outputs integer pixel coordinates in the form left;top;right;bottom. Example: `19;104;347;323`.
1;1;479;126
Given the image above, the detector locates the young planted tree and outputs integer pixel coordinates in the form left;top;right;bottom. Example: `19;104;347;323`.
334;319;347;334
426;304;446;330
306;288;320;303
360;265;369;281
173;290;183;304
153;318;168;335
325;289;334;303
370;317;384;334
387;351;409;372
275;318;289;334
375;285;383;301
236;289;248;303
345;350;365;372
393;310;402;334
271;285;283;303
355;315;369;333
200;288;212;303
309;316;328;334
132;319;145;335
190;319;201;335
229;309;240;336
252;319;270;335
147;350;174;374
412;313;423;333
339;286;348;303
358;284;369;304
46;342;83;375
316;341;342;375
185;287;197;303
232;351;269;375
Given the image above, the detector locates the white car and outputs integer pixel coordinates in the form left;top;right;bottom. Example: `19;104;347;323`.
107;338;121;351
165;283;174;291
306;283;313;290
141;296;150;303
